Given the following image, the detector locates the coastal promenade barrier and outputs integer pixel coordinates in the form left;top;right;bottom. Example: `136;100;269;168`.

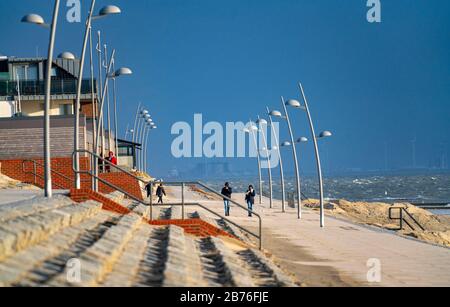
389;207;425;231
72;149;263;250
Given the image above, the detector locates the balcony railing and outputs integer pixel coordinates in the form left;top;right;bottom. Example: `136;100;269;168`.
0;79;96;97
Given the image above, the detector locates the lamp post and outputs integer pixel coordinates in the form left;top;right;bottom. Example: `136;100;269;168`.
112;60;119;158
298;82;332;228
143;122;157;174
22;0;61;198
244;122;263;204
103;44;112;153
271;97;302;219
267;108;286;212
135;110;148;170
139;114;151;171
93;52;132;190
60;2;121;189
132;103;142;143
256;117;273;209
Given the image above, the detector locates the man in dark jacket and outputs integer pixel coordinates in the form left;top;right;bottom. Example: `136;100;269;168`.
245;185;256;217
221;182;232;216
156;183;167;204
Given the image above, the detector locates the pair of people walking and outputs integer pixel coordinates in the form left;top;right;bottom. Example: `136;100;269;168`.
145;182;166;204
221;182;256;217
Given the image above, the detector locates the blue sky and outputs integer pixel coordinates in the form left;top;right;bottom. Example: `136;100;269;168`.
0;0;449;178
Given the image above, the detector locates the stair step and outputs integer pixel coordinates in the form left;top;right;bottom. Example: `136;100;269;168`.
0;195;74;223
162;226;207;287
210;237;256;287
0;210;113;287
100;224;155;287
61;214;143;286
0;200;103;262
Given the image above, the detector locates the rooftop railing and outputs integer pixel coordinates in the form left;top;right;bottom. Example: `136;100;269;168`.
0;79;96;97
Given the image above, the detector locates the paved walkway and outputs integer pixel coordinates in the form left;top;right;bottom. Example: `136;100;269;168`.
170;187;450;287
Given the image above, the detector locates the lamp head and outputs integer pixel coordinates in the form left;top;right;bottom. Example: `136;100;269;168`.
58;52;76;60
256;118;268;126
286;99;302;108
99;5;122;17
281;141;292;147
319;131;333;138
297;137;309;143
21;14;45;25
113;67;133;78
269;110;283;118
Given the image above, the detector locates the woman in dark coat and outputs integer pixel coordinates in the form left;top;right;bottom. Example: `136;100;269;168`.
245;185;256;217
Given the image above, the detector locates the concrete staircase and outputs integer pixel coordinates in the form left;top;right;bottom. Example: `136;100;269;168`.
0;196;297;287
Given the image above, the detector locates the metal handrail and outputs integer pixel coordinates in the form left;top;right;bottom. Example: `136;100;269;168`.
21;159;91;190
148;181;262;250
72;150;262;249
389;207;425;232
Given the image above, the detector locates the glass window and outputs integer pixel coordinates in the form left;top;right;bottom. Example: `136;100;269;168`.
14;66;26;80
27;64;38;80
59;104;73;116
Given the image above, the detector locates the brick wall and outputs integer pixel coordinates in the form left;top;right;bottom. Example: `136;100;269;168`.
0;156;143;200
0;116;87;160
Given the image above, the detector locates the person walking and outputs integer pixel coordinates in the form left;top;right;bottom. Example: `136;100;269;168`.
221;182;233;216
145;181;153;198
156;183;166;204
105;151;117;172
245;185;256;217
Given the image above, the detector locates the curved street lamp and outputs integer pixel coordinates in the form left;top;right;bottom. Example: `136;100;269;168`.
137;112;151;171
267;107;286;212
21;0;61;198
143;121;157;174
244;122;263;204
256;117;273;209
59;1;122;189
298;82;332;228
271;97;303;219
93;49;131;189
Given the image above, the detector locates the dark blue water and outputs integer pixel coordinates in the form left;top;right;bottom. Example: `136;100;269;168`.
204;174;450;215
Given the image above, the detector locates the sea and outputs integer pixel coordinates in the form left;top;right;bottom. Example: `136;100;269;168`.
203;174;450;216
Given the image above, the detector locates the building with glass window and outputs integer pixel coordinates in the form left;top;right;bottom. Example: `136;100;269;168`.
0;55;96;118
0;55;120;161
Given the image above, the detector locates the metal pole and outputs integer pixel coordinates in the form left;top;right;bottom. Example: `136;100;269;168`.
258;116;273;209
95;50;116;161
104;44;112;153
281;96;302;219
132;102;142;143
249;120;263;204
182;182;185;220
124;124;130;140
73;0;96;190
149;181;153;221
43;0;61;198
88;27;97;190
96;30;104;183
112;60;119;158
143;125;151;173
267;107;286;213
141;124;148;173
139;118;147;171
299;83;325;227
135;117;144;170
